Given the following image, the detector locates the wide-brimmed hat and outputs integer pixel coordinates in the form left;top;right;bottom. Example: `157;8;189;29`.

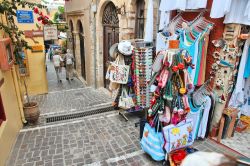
109;43;118;59
118;40;133;56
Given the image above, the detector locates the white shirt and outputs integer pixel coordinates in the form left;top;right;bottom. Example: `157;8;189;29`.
53;54;62;67
224;0;250;25
210;0;232;18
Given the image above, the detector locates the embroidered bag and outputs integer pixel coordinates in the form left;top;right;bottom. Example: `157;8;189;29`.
140;122;165;161
163;119;194;153
109;55;130;84
118;88;135;109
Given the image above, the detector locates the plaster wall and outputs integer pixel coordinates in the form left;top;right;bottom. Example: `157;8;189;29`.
15;6;48;95
0;69;23;166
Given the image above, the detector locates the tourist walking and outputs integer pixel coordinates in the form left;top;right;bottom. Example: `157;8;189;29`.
52;49;63;83
64;49;74;81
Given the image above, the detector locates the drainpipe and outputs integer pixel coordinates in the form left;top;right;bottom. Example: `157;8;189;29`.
11;66;27;124
92;0;97;89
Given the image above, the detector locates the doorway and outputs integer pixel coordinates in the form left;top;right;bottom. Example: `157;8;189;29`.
102;2;119;88
69;20;76;69
77;20;86;80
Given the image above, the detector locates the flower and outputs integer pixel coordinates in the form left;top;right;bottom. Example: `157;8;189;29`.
33;7;39;14
37;17;42;21
172;65;179;72
178;63;185;70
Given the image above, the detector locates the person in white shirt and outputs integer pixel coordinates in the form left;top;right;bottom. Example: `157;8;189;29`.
64;49;75;81
52;49;63;83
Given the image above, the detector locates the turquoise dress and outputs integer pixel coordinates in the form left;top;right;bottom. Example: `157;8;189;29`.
243;47;250;78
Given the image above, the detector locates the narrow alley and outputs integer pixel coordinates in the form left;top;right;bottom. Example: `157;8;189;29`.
1;0;250;165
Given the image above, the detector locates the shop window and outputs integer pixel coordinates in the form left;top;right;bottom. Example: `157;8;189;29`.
135;0;145;39
0;94;6;126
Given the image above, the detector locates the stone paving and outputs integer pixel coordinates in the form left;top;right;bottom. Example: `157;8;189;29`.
31;88;112;116
221;131;250;158
33;58;113;116
7;112;243;166
46;58;85;92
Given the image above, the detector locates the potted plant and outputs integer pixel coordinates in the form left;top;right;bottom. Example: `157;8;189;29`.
0;0;51;124
22;77;40;124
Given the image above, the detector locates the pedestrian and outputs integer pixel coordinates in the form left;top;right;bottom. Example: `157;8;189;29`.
49;46;54;61
52;49;63;83
64;49;74;81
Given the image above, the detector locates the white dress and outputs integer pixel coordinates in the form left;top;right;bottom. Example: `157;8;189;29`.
210;0;232;18
224;0;250;25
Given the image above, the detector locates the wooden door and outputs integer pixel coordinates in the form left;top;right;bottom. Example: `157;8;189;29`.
102;2;119;88
103;26;119;88
79;34;86;80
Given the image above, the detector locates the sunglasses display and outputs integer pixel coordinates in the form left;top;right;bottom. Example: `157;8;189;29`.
133;47;153;108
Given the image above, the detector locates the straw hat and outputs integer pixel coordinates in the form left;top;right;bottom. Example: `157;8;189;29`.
109;43;119;59
118;40;133;56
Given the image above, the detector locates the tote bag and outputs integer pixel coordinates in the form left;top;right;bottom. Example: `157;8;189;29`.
109;55;130;84
140;123;165;161
118;88;135;109
163;119;194;153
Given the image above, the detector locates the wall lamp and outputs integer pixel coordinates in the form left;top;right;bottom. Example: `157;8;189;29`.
116;3;126;15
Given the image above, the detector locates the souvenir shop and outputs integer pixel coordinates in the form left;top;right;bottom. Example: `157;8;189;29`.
105;0;250;165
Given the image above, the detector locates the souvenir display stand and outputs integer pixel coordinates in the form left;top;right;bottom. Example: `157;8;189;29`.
128;40;153;113
106;40;154;121
138;0;250;163
140;43;214;164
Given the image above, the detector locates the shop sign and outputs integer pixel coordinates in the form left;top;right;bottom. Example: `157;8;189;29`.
24;30;44;44
44;25;58;41
17;10;34;23
31;45;43;52
57;24;67;31
24;30;44;38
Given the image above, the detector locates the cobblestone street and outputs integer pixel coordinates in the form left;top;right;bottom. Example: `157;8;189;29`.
46;59;85;92
7;112;243;166
6;58;244;166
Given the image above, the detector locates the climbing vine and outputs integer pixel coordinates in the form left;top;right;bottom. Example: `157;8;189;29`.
0;0;51;64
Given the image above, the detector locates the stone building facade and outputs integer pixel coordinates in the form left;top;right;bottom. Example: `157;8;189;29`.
65;0;159;88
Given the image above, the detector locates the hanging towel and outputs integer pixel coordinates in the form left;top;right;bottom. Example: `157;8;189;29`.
144;0;153;42
224;0;250;26
186;0;207;9
210;0;232;18
228;39;250;108
159;0;186;12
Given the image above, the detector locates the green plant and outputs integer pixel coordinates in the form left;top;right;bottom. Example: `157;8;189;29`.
53;6;64;23
0;0;49;64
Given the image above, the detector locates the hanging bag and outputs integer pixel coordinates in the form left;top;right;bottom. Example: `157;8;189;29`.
109;55;130;84
140;121;165;161
163;119;194;153
118;88;135;109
